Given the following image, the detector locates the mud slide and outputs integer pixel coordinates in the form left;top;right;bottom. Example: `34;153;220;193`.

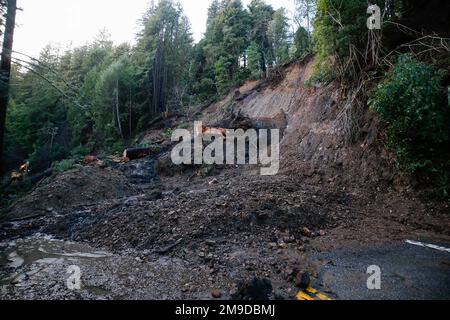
1;58;449;300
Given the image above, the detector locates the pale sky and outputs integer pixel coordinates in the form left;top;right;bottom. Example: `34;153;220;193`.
13;0;296;59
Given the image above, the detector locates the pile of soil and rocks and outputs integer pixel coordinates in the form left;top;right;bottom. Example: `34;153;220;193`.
3;166;138;221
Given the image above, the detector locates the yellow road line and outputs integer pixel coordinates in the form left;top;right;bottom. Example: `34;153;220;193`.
315;292;332;300
306;287;318;294
306;287;332;300
297;287;333;301
297;291;315;300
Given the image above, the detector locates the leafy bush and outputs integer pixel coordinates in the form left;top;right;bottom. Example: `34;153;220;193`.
71;145;93;160
163;128;174;138
107;141;126;155
54;159;76;173
370;55;450;196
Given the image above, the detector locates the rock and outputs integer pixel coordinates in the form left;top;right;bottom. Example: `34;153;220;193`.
209;178;219;185
301;227;312;238
12;274;27;285
318;230;326;236
182;285;190;293
231;278;273;300
274;293;285;300
295;272;311;289
155;153;185;177
283;267;299;281
211;289;222;299
98;161;108;169
283;236;295;243
278;242;288;249
229;284;239;296
145;190;163;201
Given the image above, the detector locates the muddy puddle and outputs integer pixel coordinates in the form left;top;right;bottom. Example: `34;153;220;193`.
0;234;123;299
1;235;111;269
0;233;227;300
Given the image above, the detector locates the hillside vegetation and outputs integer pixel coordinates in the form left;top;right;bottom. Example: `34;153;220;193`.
1;0;450;200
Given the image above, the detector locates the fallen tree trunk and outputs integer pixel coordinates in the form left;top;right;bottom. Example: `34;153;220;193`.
2;168;53;189
123;147;155;160
28;168;53;185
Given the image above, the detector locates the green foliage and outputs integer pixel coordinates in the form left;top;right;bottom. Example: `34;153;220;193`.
248;0;275;75
313;0;385;77
214;56;233;94
268;8;290;65
107;140;126;155
294;0;316;35
193;78;217;102
163;128;174;138
54;159;76;173
201;0;252;92
247;42;264;79
370;55;450;196
196;0;292;93
6;45;73;172
4;0;298;176
293;26;310;59
136;0;194;113
70;144;93;160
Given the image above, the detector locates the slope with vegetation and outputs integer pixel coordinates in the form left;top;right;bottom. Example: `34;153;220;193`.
1;0;448;200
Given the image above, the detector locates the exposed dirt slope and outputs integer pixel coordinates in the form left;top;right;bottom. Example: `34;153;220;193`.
202;57;400;190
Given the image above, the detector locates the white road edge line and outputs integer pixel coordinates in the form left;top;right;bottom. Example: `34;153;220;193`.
406;240;450;253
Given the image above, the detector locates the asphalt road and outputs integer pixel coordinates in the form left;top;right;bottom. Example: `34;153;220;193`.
311;240;450;300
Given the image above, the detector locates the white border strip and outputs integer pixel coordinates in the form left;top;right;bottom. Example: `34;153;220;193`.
406;240;450;253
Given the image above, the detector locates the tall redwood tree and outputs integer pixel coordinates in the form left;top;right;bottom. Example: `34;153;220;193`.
0;0;17;172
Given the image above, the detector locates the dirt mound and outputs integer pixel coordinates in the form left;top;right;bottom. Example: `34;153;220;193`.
39;173;351;252
4;166;137;220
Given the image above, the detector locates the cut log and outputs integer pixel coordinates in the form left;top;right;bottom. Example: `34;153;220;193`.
123;147;155;160
84;155;98;164
28;168;53;185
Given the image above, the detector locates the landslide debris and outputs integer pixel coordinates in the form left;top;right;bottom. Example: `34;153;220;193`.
3;166;137;221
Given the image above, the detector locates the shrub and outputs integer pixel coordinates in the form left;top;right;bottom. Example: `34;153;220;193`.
108;141;126;155
163;128;174;138
71;145;93;160
370;55;450;196
54;159;76;173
